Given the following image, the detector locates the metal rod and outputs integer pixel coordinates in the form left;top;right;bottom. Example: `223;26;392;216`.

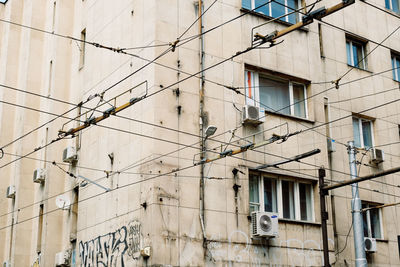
347;141;367;267
322;166;400;191
78;175;110;192
319;168;330;267
255;148;321;169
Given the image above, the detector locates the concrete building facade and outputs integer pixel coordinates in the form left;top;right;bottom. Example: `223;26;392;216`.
0;0;399;266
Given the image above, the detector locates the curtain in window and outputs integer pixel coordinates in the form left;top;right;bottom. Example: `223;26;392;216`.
282;180;295;219
385;0;391;8
264;178;277;212
362;121;372;148
393;56;400;81
249;175;260;212
346;41;352;65
353;118;361;147
299;183;312;221
293;84;306;118
255;0;269;15
245;71;256;106
370;208;382;238
259;76;290;114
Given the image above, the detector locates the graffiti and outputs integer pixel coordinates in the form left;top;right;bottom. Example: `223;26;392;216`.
127;220;142;259
79;221;142;267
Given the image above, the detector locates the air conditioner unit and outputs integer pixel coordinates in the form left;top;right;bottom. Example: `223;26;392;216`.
364;237;377;253
370;148;384;164
251;211;279;238
55;250;70;266
6;186;15;199
62;146;77;163
327;138;336;153
3;261;10;267
33;168;46;184
242;105;263;126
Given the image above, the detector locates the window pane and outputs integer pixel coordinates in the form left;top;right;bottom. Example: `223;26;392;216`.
352;43;360;68
255;0;269;15
370;208;382;238
362;120;373;148
271;0;286;20
385;0;391;9
356;43;366;69
259;76;290;115
242;0;252;9
393;0;399;12
282;180;295;219
287;0;298;24
396;57;400;82
249;175;260;212
353;118;361;147
346;41;352;65
299;183;312;221
362;203;369;237
293;84;306;118
264;178;277;212
392;57;397;81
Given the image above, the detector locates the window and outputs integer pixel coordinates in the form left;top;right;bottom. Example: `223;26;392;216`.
245;70;308;118
0;0;8;3
362;202;383;239
249;174;314;222
352;116;374;148
242;0;300;24
385;0;399;13
346;38;367;70
391;53;400;82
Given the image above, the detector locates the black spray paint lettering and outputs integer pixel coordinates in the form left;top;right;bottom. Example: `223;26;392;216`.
79;226;128;267
127;221;141;258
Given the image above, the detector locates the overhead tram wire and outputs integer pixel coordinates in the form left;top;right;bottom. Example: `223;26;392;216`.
0;0;220;154
361;0;400;19
2;141;400;232
0;0;321;151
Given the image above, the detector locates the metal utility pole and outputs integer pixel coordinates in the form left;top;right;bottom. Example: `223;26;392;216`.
347;141;367;267
319;168;330;267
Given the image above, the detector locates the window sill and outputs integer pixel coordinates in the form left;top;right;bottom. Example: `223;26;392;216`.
278;218;321;226
375;238;389;242
240;8;309;33
264;110;314;124
346;64;372;74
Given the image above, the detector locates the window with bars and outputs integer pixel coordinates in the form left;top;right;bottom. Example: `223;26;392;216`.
242;0;301;24
249;174;314;222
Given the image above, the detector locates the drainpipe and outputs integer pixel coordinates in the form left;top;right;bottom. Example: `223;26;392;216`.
198;0;207;249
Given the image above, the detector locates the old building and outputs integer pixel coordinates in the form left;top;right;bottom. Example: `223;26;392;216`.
0;0;399;266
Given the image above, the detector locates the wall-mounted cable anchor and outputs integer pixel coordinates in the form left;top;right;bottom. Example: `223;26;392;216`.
169;39;180;52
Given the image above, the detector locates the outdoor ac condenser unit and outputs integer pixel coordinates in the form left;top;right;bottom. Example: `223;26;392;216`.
62;146;77;163
251;211;279;238
6;186;15;199
370;148;384;164
364;237;377;253
33;168;46;184
243;105;262;126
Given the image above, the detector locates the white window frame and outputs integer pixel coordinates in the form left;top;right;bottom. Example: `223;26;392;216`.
245;70;308;119
386;0;400;12
353;116;375;148
251;175;315;222
248;0;301;23
346;39;367;70
362;202;384;239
